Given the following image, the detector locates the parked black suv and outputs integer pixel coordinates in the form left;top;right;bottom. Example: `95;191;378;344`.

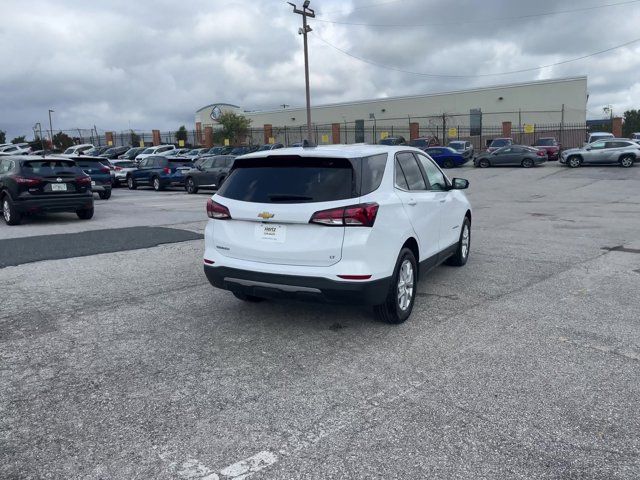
184;155;235;194
71;156;113;199
0;156;94;225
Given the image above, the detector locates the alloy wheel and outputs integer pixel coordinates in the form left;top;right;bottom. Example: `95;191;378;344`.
2;200;9;223
397;259;415;312
621;156;633;167
461;224;470;259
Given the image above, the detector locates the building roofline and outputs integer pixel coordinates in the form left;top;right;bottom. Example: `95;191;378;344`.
236;76;588;116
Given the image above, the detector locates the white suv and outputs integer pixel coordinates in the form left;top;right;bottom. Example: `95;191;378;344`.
135;145;176;161
203;145;472;323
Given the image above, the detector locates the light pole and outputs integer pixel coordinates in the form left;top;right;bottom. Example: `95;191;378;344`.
48;109;54;145
288;1;315;144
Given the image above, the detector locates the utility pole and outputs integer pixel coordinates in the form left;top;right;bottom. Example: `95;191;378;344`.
288;1;315;144
48;109;55;144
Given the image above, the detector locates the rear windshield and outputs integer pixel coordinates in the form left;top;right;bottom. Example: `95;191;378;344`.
23;160;79;175
169;159;192;165
449;141;464;149
75;159;107;168
217;154;387;204
535;138;556;146
115;161;136;168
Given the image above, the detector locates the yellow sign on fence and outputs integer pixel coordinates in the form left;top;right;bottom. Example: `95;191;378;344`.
139;140;145;148
178;139;185;147
448;127;458;138
321;134;329;143
524;124;535;134
268;137;275;144
224;138;230;146
107;140;113;146
380;131;389;140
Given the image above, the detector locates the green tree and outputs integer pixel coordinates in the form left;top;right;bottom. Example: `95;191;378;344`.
11;135;26;144
218;112;252;145
130;131;141;147
52;132;74;150
0;130;5;144
175;125;188;145
622;109;640;137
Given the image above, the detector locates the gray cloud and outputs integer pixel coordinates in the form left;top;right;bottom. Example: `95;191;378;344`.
1;0;639;139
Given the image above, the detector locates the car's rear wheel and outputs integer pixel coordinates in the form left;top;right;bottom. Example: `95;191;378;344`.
232;291;264;303
185;177;198;194
446;217;471;266
98;190;111;200
2;196;21;225
521;158;534;168
567;156;582;168
619;155;634;168
152;177;163;191
374;248;417;324
443;159;455;169
127;176;137;190
478;158;490;168
76;207;94;220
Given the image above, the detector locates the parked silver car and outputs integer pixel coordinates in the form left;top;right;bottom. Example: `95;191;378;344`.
474;145;547;168
560;139;639;168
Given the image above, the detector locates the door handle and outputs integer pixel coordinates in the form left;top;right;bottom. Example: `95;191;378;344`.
407;199;417;206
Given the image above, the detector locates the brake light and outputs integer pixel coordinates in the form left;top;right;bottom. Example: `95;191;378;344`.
76;176;92;185
163;167;171;174
310;203;379;227
207;199;231;219
536;150;546;157
100;166;110;174
114;166;122;171
12;176;41;186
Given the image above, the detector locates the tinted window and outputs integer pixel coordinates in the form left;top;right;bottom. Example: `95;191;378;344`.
411;139;428;147
394;159;409;190
359;154;387;196
225;158;235;167
396;153;427;191
22;160;79;175
426;149;442;155
218;156;355;203
535;138;556;146
491;139;511;148
590;141;606;149
75;160;106;168
213;158;227;167
449;142;464;150
606;141;632;148
201;159;214;169
115;161;135;168
416;154;447;191
0;159;12;173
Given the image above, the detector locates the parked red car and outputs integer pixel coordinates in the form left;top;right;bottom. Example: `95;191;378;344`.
532;137;561;161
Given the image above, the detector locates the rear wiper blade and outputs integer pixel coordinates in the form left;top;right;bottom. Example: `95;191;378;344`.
268;194;313;202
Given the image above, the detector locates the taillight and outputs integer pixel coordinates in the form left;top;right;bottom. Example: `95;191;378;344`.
76;176;92;185
115;166;122;171
163;167;171;174
310;203;379;227
207;199;231;219
100;166;110;174
12;176;41;186
536;150;545;157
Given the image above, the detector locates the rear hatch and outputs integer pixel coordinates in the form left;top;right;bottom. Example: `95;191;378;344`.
75;158;111;184
21;159;89;195
212;155;359;267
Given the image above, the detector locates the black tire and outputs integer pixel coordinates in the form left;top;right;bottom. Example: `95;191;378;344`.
443;159;455;169
446;217;471;266
619;155;634;168
567;156;582;168
374;248;417;324
2;195;22;225
185;177;198;194
478;158;490;168
152;177;163;191
127;176;137;190
232;291;264;303
521;158;534;168
76;207;94;220
98;190;111;200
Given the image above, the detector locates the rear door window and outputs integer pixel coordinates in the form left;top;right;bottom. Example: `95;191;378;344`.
218;156;356;204
396;152;427;191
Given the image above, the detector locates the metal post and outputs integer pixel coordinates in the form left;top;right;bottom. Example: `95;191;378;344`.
560;104;565;148
518;109;522;143
288;1;315;144
48;109;54;144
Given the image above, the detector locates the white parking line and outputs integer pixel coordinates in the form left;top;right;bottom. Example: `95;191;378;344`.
172;451;277;480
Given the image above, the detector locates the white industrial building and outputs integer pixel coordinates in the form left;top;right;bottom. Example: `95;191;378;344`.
195;77;587;130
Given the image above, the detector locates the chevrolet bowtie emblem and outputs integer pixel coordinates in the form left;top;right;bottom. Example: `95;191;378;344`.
258;212;275;220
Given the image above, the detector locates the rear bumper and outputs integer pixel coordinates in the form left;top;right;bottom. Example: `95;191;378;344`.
204;265;392;305
14;194;93;213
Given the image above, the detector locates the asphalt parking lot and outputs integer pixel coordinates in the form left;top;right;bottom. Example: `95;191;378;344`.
2;162;640;479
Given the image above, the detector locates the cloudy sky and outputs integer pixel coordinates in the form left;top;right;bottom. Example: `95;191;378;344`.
1;0;640;140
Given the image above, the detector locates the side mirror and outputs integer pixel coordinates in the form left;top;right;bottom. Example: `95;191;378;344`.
451;178;469;190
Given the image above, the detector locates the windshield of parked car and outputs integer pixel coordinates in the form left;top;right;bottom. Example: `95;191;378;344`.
22;160;79;175
490;139;510;148
218;154;387;203
258;145;273;151
535;138;556;146
448;142;465;150
141;148;154;154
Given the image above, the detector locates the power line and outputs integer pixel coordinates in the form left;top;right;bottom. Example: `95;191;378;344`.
312;31;640;78
315;0;640;27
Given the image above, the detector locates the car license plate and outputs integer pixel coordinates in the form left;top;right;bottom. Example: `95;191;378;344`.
91;181;96;186
51;183;67;191
255;223;286;243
